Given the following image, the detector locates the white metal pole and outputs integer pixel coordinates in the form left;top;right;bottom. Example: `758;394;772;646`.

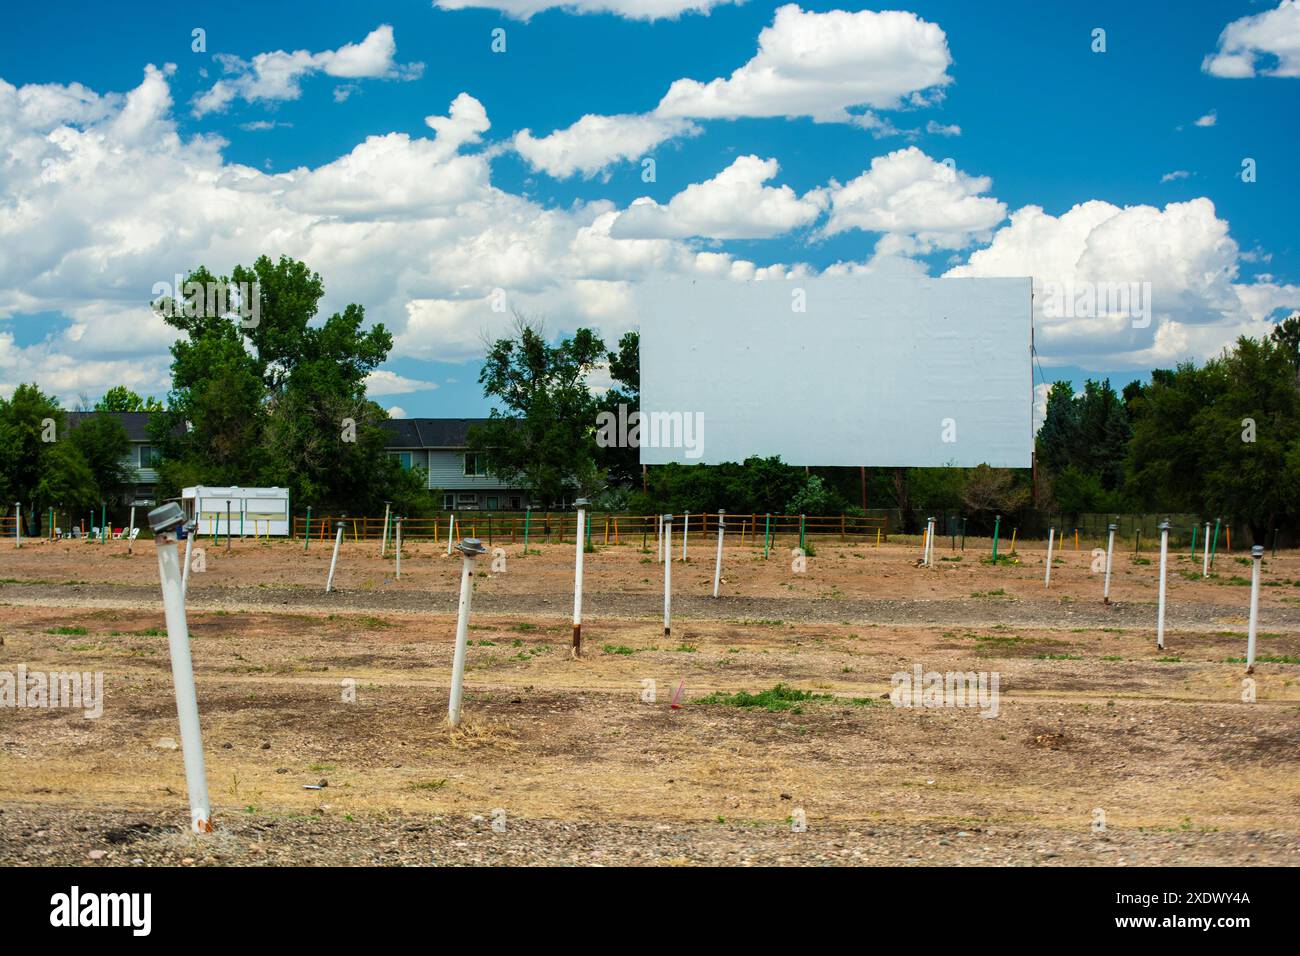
1156;521;1170;650
1044;527;1055;587
395;518;402;579
1103;523;1116;603
573;501;587;657
380;502;391;557
1246;545;1263;673
149;504;211;834
448;539;485;727
663;514;673;637
326;523;344;593
682;511;689;561
713;509;726;598
926;517;936;567
446;513;455;555
127;505;135;554
1202;522;1211;577
182;527;194;595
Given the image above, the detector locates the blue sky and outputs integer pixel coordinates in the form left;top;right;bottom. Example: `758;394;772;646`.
1;0;1297;419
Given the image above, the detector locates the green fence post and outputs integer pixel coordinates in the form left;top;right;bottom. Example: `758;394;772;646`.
991;514;1001;560
523;507;531;553
100;502;106;543
961;517;967;551
1210;518;1221;569
799;514;806;552
304;507;312;551
1189;522;1197;558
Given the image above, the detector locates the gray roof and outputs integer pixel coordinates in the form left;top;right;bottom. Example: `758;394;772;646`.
381;418;493;448
65;411;167;442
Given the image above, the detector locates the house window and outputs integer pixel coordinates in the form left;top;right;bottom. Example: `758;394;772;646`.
443;493;455;510
138;445;160;467
390;451;413;470
485;496;499;510
509;496;521;510
457;493;478;509
463;452;487;477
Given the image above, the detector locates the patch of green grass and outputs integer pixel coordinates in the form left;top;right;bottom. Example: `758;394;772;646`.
1036;653;1082;660
674;644;698;653
511;622;537;632
939;555;962;562
970;588;1010;599
1154;656;1182;663
601;644;635;656
972;633;1026;646
410;779;448;791
696;683;832;713
46;625;87;636
1223;654;1300;664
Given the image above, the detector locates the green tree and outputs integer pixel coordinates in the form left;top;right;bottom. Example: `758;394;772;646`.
95;386;163;412
35;442;99;514
596;330;641;485
1036;381;1079;474
69;413;133;501
0;384;64;519
469;317;608;506
151;256;408;511
1125;362;1215;512
1195;337;1300;542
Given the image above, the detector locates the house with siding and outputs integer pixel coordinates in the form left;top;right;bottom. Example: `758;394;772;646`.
59;412;533;512
381;417;533;510
64;411;168;506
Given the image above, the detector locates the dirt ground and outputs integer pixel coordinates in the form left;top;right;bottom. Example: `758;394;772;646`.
1;534;1297;866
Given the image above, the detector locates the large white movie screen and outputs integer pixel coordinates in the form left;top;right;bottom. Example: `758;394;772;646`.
635;277;1032;468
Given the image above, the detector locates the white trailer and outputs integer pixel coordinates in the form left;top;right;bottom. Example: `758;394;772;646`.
181;486;291;538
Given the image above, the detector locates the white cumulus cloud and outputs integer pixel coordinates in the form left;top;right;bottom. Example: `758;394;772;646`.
610;155;826;239
513;114;699;179
192;25;423;117
1203;1;1300;78
656;4;953;123
514;4;954;178
822;147;1006;253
